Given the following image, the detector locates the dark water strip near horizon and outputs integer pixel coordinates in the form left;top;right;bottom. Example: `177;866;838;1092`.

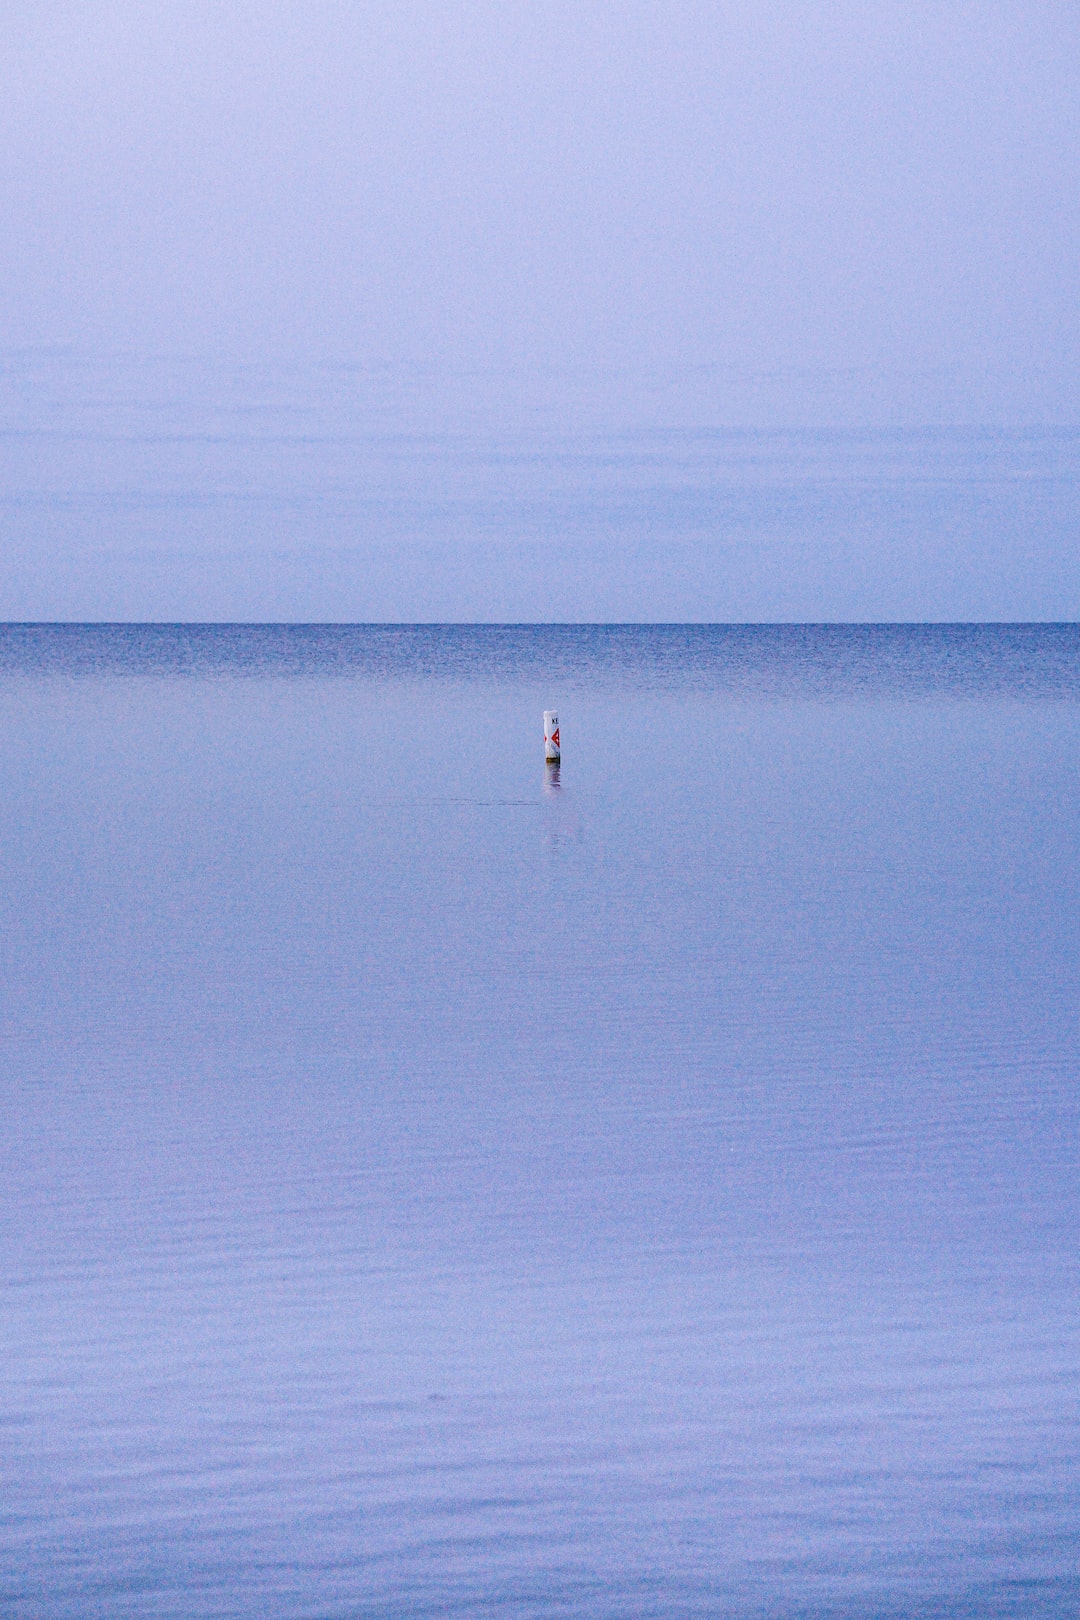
1;624;1078;1617
1;621;1079;698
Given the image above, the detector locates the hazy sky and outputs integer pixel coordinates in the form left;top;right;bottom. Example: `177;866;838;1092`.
4;0;1078;407
1;2;1078;617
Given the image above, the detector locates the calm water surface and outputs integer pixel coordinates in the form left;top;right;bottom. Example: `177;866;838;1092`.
1;625;1078;1617
4;354;1079;620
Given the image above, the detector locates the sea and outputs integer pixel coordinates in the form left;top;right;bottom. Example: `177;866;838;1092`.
3;352;1080;622
1;621;1078;1618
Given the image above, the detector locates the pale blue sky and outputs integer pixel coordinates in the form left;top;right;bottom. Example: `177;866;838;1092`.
1;2;1078;617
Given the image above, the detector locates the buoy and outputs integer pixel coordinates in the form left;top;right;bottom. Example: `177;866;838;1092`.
544;710;560;763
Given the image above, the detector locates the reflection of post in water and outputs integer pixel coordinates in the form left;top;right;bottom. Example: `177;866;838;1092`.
544;761;561;794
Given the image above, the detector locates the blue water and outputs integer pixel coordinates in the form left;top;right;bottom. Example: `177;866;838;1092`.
4;352;1080;621
1;625;1078;1617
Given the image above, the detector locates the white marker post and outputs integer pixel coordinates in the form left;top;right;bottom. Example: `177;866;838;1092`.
544;710;560;763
